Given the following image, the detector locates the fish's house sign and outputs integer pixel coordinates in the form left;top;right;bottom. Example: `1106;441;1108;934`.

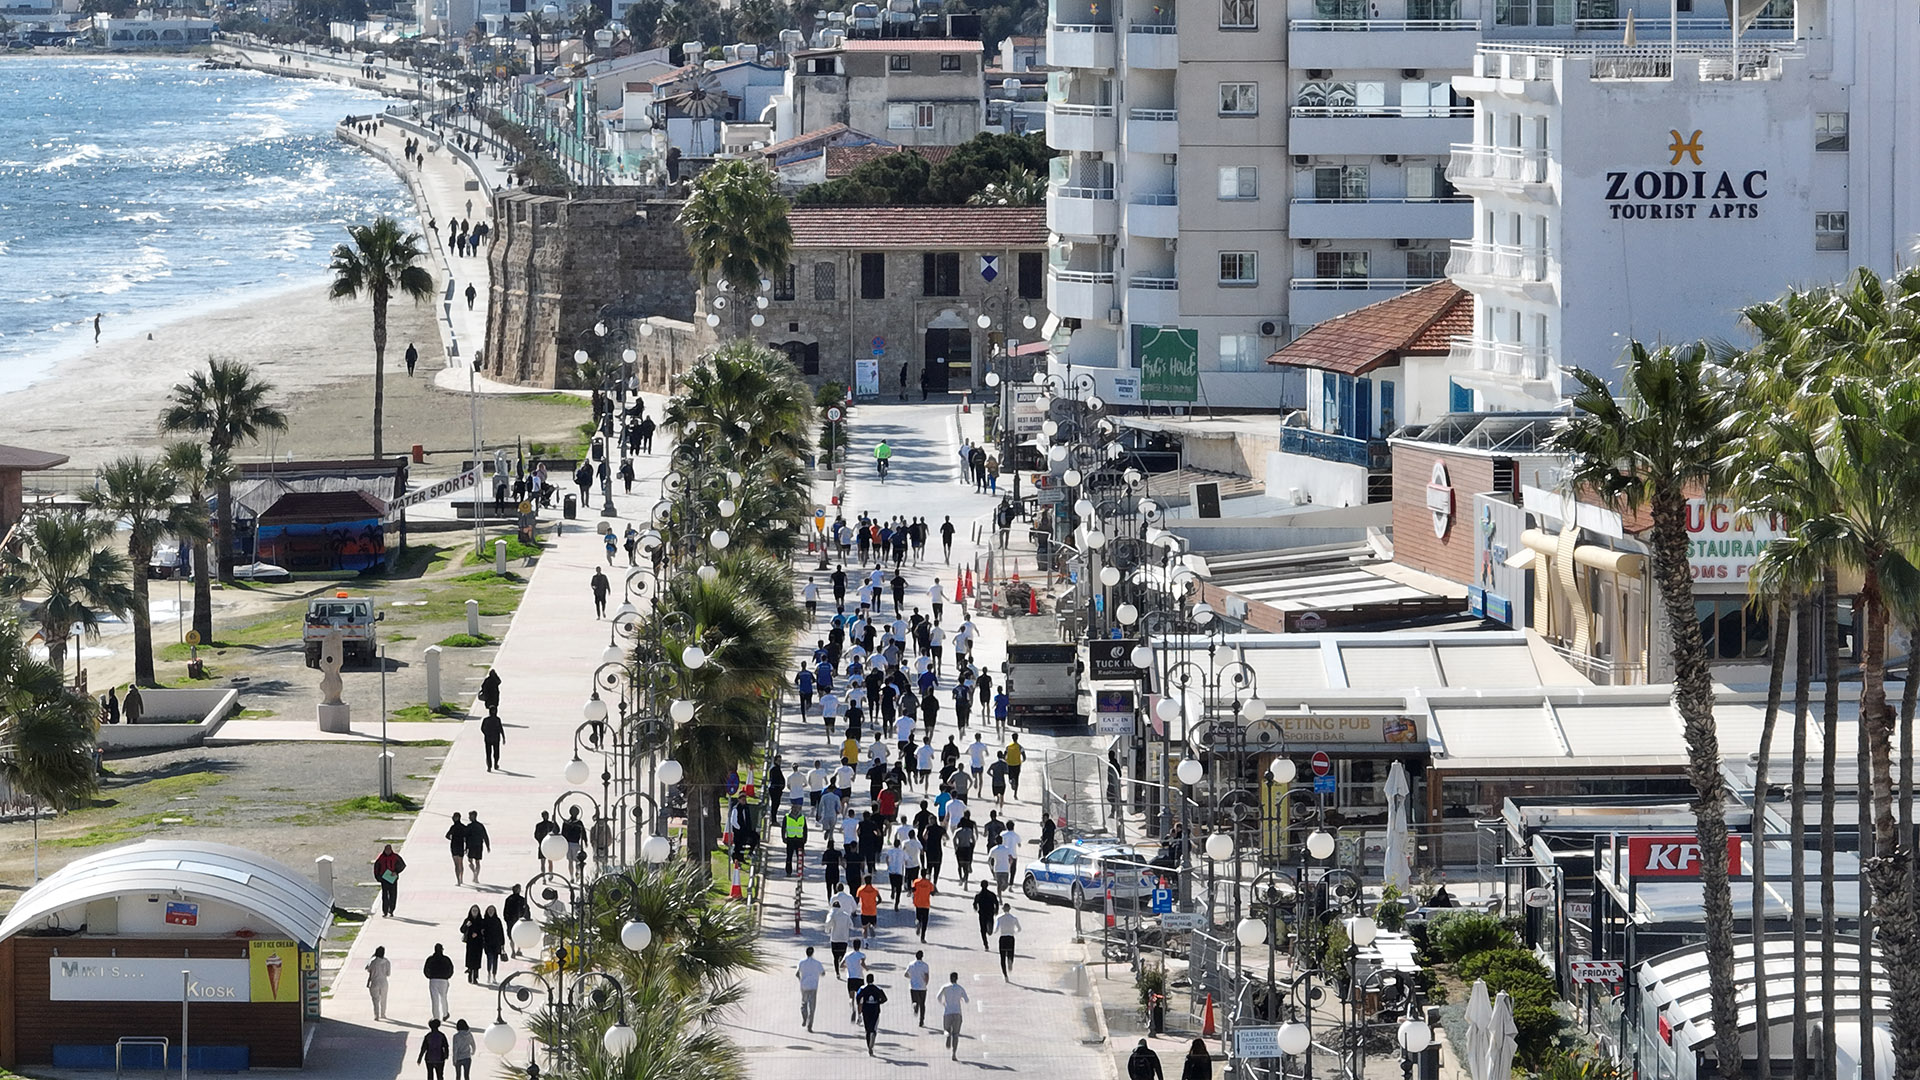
1426;461;1454;539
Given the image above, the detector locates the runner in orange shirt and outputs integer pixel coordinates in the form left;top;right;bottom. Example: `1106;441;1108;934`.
911;874;937;941
857;875;882;937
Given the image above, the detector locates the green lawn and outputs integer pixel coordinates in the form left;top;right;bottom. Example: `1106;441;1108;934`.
391;702;468;722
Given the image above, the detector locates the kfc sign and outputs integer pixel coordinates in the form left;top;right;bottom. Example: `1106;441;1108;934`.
1626;835;1742;878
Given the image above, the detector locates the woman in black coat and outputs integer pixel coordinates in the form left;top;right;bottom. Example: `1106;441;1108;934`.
481;905;506;980
459;905;486;983
1182;1039;1213;1080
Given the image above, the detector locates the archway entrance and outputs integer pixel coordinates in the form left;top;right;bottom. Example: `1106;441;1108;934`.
923;310;973;395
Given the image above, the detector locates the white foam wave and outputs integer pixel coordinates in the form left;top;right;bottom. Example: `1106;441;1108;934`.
38;143;102;172
115;211;171;224
91;244;171;295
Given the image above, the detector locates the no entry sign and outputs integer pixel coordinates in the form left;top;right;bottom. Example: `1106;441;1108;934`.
1310;751;1332;777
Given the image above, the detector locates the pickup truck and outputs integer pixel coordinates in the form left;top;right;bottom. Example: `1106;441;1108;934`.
303;593;382;668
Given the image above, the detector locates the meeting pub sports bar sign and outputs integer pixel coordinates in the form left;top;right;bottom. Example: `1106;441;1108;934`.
1604;129;1768;220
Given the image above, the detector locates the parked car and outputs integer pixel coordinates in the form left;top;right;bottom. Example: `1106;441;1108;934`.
1021;841;1161;909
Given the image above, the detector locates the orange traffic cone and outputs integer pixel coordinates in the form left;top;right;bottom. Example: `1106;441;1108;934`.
965;569;975;595
1202;994;1216;1036
729;860;744;900
955;578;964;602
1028;588;1039;615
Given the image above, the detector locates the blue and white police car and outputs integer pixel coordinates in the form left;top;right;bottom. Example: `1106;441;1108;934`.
1020;840;1160;909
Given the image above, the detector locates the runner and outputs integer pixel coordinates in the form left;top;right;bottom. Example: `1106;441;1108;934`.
937;971;970;1059
905;949;931;1026
993;903;1022;980
795;946;826;1032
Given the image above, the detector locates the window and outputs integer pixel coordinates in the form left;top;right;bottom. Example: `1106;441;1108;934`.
814;261;836;301
860;253;886;299
1217;166;1257;200
1220;0;1257;27
1405;164;1456;201
1697;597;1771;661
1314;250;1370;283
1218;251;1258;285
888;103;914;129
1407;250;1447;280
1400;80;1452;117
1497;0;1556;25
1816;112;1850;152
1407;0;1460;16
1018;251;1045;300
1816;211;1849;251
889;53;911;71
1313;165;1369;201
940;53;961;71
1218;82;1258;116
1217;333;1262;371
922;251;961;296
1313;0;1364;15
917;104;935;128
773;264;796;300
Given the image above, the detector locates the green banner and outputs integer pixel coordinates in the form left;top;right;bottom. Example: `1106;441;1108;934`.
1137;327;1199;402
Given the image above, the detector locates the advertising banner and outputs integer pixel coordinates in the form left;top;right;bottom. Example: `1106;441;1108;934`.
854;358;881;398
50;957;250;1002
1137;327;1199;403
250;939;301;1004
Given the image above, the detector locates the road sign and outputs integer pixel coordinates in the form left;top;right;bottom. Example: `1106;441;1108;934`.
827;407;842;421
1310;751;1332;777
184;630;201;646
1313;775;1336;795
1150;888;1173;914
1568;901;1593;921
1160;911;1202;930
1234;1027;1286;1059
1569;959;1624;985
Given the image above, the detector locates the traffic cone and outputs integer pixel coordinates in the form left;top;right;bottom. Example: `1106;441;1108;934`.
955;578;964;602
1203;994;1216;1036
1028;588;1039;615
729;860;744;900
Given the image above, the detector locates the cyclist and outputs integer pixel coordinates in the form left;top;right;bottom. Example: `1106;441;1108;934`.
874;440;893;481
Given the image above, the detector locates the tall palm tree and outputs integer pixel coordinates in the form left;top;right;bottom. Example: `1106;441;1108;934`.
520;10;552;73
0;512;133;676
677;160;793;334
86;456;210;687
1552;340;1741;1078
159;357;287;584
160;443;216;644
663;342;812;468
966;167;1047;207
328;217;435;461
0;613;100;812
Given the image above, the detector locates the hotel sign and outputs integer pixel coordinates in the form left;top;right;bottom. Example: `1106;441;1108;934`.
50;957;251;1002
1604;130;1767;221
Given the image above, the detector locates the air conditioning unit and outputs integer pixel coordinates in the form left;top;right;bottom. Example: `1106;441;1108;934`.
1107;307;1124;325
1296;237;1314;248
1287;486;1305;505
1291;154;1310;167
1394;238;1412;249
1401;68;1423;79
1258;319;1282;337
1163;153;1178;164
1307;68;1328;78
1064;317;1083;330
1381;153;1400;164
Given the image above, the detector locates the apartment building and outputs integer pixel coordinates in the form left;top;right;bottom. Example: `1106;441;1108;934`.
777;37;989;148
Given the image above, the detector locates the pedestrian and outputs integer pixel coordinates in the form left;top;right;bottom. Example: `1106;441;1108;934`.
1006;737;1025;798
796;945;826;1031
989;835;1015;894
591;567;610;617
954;813;977;886
826;896;853;974
365;945;391;1020
423;944;455;1020
1183;1039;1214;1080
503;884;530;956
618;457;635;493
938;971;970;1058
886;839;908;908
532;812;558;874
373;843;405;916
856;974;888;1055
782;802;808;876
906;949;931;1026
445;813;469;884
1129;1039;1166;1080
993;903;1021;980
1040;814;1057;857
989;752;1010;807
405;342;419;376
460;904;484;983
603;528;617;564
479;669;501;715
418;1018;450;1080
911;873;936;941
481;709;504;771
94;312;102;343
940;516;955;563
451;1020;476;1080
561;807;587;867
972;880;997;949
481;905;505;979
465;282;477;309
465;811;490;880
845;939;869;1019
856;875;881;937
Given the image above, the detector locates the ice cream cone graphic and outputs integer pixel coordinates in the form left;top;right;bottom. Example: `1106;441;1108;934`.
265;953;283;999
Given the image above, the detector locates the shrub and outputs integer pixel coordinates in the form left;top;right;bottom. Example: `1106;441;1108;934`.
1458;948;1551;986
1430;912;1516;961
1375;885;1408;933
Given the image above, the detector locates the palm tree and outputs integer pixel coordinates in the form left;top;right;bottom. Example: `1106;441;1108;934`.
0;512;133;676
160;443;216;644
520;10;552;73
86;456;210;687
1552;340;1742;1079
0;613;100;815
328;217;435;461
159;357;287;584
966;167;1046;207
677;160;793;334
663;342;813;468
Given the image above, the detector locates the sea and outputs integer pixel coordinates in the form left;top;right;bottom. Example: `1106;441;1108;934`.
0;56;413;395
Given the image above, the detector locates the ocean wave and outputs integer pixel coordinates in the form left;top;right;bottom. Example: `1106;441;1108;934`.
91;244;172;295
227;110;291;143
37;143;102;172
115;211;171;224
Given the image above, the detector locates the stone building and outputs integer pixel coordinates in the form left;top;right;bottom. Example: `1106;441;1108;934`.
482;186;697;389
779;38;988;149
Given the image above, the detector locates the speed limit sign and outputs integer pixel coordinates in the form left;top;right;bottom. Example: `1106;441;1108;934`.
827;408;842;421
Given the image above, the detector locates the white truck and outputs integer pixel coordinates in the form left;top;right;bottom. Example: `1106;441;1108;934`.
303;593;382;668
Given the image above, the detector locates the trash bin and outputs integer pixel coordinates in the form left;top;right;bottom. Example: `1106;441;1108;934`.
563;494;577;520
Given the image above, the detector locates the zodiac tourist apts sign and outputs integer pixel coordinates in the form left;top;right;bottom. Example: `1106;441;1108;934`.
1604;129;1767;220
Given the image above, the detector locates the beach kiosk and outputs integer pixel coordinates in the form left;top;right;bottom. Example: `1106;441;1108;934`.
0;840;330;1070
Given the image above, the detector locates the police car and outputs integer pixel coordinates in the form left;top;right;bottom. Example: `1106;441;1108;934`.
1020;840;1159;909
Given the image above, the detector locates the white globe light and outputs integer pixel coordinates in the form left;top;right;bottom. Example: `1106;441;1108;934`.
484;1021;518;1055
977;314;992;329
639;323;655;337
1269;758;1297;784
986;372;1002;387
712;295;727;309
512;916;545;950
1192;602;1214;625
584;696;609;722
682;644;707;668
1042;420;1059;437
1048;445;1067;463
705;313;720;327
1130;644;1153;667
1024;314;1038;329
565;758;591;786
1087;395;1105;411
1306;829;1336;860
710;528;730;550
1205;832;1234;861
1176;758;1204;786
1242;697;1267;721
756;295;768;309
725;470;743;487
1235;917;1266;947
1140;499;1159;517
1398;1018;1431;1054
669;698;696;723
1154;698;1180;723
1100;566;1121;586
1278;1023;1313;1056
1346;915;1378;947
717;498;737;518
1075;498;1095;518
1085;530;1107;549
1063;469;1082;487
619;920;653;952
574;349;589;363
541;833;571;862
601;645;625;666
751;313;766;327
697;564;719;582
623;348;637;363
1125;468;1144;486
758;277;772;291
595;321;607;336
642;834;672;863
657;759;684;786
603;1023;638;1056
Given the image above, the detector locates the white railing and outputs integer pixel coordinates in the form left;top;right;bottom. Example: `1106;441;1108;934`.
1129;107;1178;121
1130;275;1179;290
1128;20;1178;32
1051;21;1115;32
1290;104;1474;118
1288;17;1478;29
1131;191;1178;205
1052;102;1117;117
1053;184;1116;200
1289;196;1471;205
1053;268;1118;284
1449;336;1550;380
1445;143;1548;184
1290;276;1432;290
1446;241;1548;282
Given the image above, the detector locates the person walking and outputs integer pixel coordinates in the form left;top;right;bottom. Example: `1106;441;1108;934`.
459;904;485;983
481;905;506;979
451;1020;476;1080
423;944;455;1020
479;669;502;715
906;950;931;1026
940;516;955;563
373;844;405;916
796;945;826;1031
418;1019;450;1080
938;971;970;1059
365;945;391;1021
532;812;558;874
465;812;490;882
972;880;997;949
911;872;936;941
503;885;530;957
464;282;477;309
1182;1039;1214;1080
855;974;889;1055
480;709;504;771
590;567;611;617
993;903;1022;980
782;802;809;876
1128;1039;1167;1080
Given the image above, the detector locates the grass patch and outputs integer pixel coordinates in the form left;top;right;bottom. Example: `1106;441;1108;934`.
234;708;274;721
461;534;543;565
48;811;197;849
332;793;421;814
437;632;495;647
391;702;467;722
524;392;590;408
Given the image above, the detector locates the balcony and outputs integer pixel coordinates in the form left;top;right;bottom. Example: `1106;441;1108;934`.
1126;193;1179;238
1126;275;1180;324
1286;106;1472;156
1287;19;1479;71
1445;144;1553;200
1049;102;1117;152
1126;21;1179;68
1048;22;1115;69
1279;427;1390;470
1125;107;1179;154
1288;277;1432;327
1050;268;1119;322
1048;184;1119;236
1448;336;1551;380
1287;197;1471;240
1447;241;1555;300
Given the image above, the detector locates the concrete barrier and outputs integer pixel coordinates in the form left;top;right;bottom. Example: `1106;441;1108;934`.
96;688;240;751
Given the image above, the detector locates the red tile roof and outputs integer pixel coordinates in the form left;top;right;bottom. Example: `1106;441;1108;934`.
787;206;1047;249
1266;280;1469;376
0;443;68;471
825;142;957;178
841;38;983;52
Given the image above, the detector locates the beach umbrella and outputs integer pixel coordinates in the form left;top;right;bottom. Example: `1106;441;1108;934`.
1622;8;1637;46
1484;990;1520;1080
1464;978;1494;1080
1383;760;1412;893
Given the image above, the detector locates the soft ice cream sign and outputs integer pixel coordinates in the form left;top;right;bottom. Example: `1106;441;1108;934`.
1687;498;1782;581
1604;129;1768;221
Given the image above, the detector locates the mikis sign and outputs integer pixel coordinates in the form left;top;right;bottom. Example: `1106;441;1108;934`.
1604;130;1768;221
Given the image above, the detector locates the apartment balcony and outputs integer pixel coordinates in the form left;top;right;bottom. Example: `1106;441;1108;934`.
1445;143;1553;201
1126;193;1179;239
1049;102;1117;152
1126;275;1181;324
1448;336;1551;381
1047;184;1120;237
1286;107;1472;157
1287;197;1471;240
1048;22;1115;69
1278;427;1391;471
1287;19;1480;71
1289;277;1432;328
1446;241;1555;300
1125;107;1179;154
1051;268;1119;322
1126;21;1178;68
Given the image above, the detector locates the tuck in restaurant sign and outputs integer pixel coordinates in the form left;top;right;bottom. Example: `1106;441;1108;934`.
50;957;251;1002
1686;498;1782;582
1603;129;1767;221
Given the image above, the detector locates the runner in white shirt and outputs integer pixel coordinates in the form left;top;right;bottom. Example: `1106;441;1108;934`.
916;740;936;783
937;972;971;1058
796;947;827;1031
895;712;915;747
825;902;854;975
989;841;1016;893
869;738;890;766
968;735;989;778
842;812;861;851
992;905;1023;980
844;942;869;1020
944;796;968;832
906;951;933;1026
835;762;855;789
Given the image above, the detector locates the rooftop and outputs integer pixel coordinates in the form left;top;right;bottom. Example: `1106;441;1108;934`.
0;443;70;471
840;38;984;53
787;206;1046;249
1267;280;1469;376
826;142;956;178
